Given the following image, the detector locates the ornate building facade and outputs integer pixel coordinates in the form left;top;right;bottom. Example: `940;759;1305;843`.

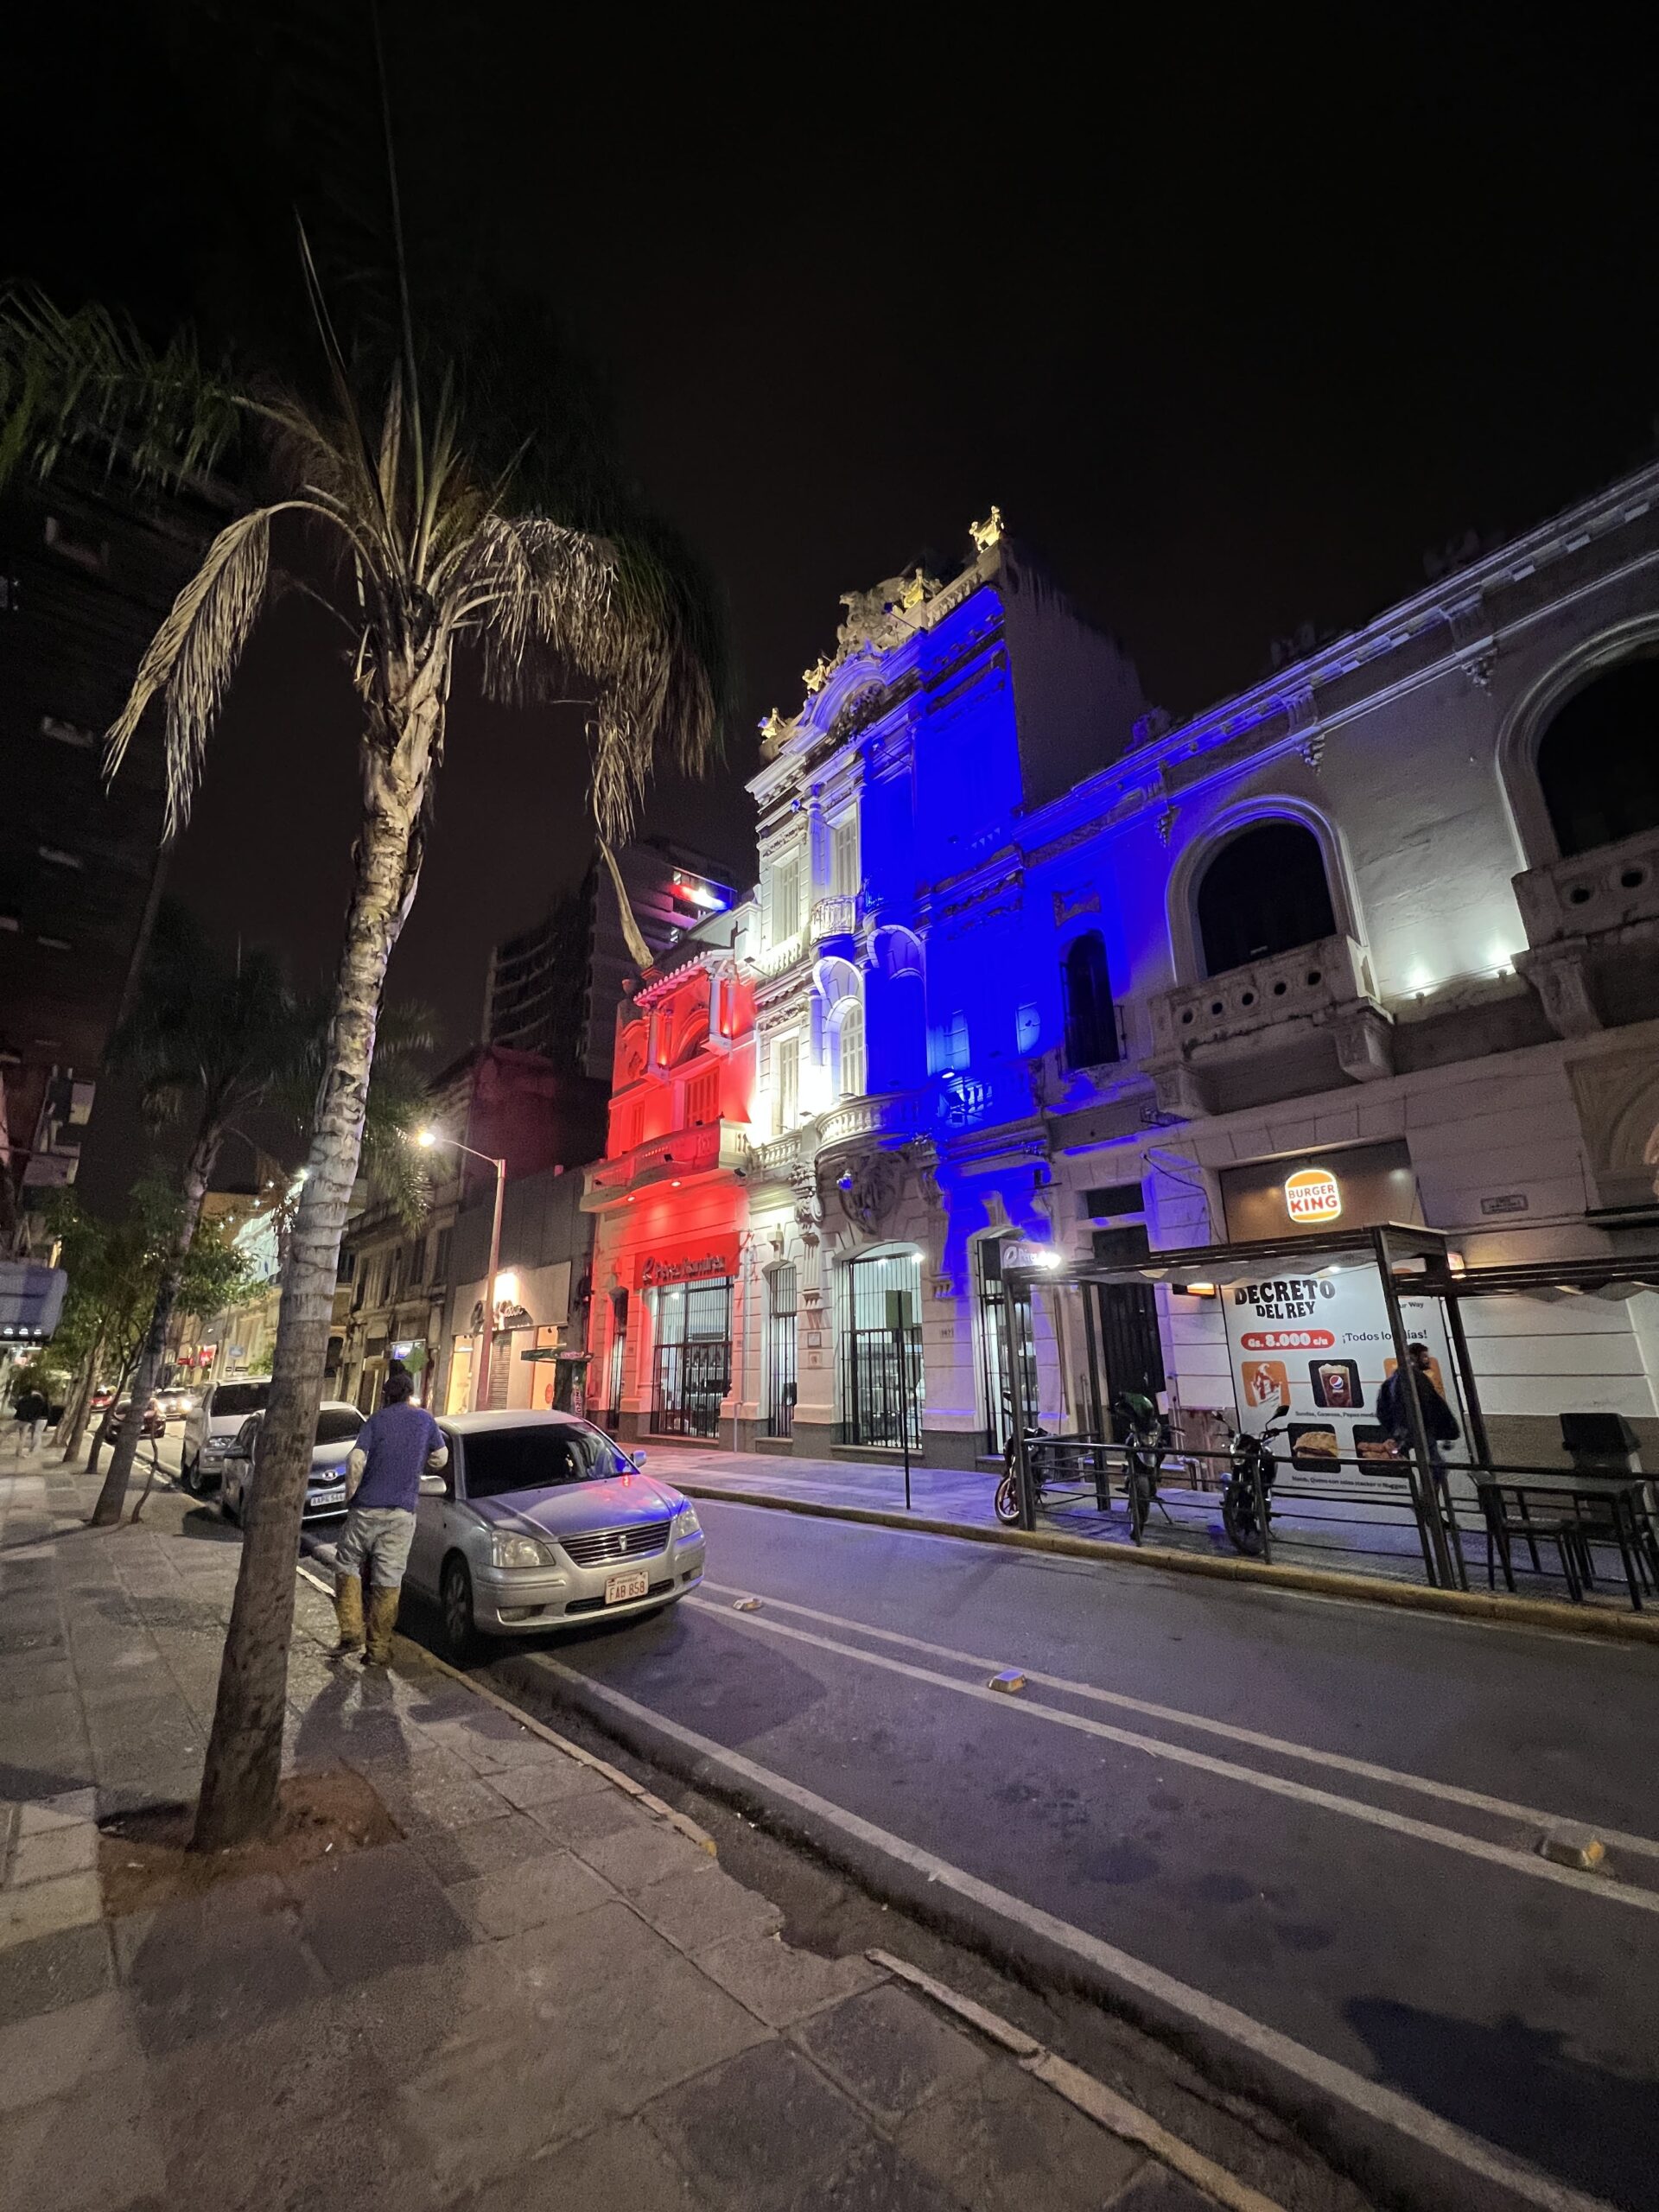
586;471;1659;1468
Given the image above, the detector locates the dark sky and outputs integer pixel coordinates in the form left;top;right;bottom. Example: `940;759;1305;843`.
16;8;1659;1198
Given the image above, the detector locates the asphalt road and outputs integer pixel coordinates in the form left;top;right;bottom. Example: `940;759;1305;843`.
467;1497;1659;2212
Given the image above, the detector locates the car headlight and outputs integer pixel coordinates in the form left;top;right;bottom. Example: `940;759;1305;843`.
673;1503;702;1541
491;1532;558;1570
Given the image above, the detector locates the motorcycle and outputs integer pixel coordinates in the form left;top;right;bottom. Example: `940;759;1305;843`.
1221;1412;1287;1554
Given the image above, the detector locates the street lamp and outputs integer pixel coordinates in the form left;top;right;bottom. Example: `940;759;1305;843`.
413;1128;507;1414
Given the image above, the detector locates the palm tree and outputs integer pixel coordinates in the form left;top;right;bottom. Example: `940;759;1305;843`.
90;904;302;1528
0;243;720;1847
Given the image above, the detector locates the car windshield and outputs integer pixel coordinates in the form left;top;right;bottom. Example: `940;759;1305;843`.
461;1424;633;1501
315;1408;363;1446
213;1382;270;1418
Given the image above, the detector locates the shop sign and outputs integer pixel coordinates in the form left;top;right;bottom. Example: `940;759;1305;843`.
1284;1166;1342;1224
1222;1262;1467;1488
640;1235;740;1291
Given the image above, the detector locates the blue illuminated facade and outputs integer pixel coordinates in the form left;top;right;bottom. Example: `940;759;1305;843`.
622;469;1659;1471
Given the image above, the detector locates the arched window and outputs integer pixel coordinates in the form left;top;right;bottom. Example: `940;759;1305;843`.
836;1002;866;1098
1062;932;1119;1067
1536;659;1659;857
1197;822;1337;977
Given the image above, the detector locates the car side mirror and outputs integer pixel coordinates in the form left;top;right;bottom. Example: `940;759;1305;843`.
419;1471;448;1496
627;1448;646;1468
224;1443;249;1460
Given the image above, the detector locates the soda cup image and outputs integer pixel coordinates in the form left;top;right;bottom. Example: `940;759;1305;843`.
1308;1357;1363;1410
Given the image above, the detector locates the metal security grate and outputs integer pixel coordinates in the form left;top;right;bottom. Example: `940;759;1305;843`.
561;1520;672;1569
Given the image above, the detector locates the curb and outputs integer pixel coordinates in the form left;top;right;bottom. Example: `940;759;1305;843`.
291;1559;717;1858
671;1481;1659;1647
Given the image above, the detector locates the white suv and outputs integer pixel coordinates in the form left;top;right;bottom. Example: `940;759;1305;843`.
181;1377;272;1494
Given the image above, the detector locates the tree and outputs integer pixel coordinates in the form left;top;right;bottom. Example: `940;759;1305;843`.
90;904;302;1528
0;86;721;1849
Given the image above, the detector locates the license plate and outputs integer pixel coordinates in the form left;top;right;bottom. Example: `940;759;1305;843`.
604;1571;650;1605
308;1487;346;1508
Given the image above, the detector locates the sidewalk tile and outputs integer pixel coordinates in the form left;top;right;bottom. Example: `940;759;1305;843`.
788;2139;969;2212
9;1820;99;1885
1103;2169;1215;2209
640;2039;868;2211
697;1932;886;2028
291;1839;473;1986
0;1920;114;2025
0;1869;101;1948
462;2113;712;2212
0;1988;142;2112
632;1864;784;1956
487;1752;613;1812
346;1748;504;1834
417;1711;569;1773
575;1818;718;1895
401;1900;767;2196
19;1789;99;1832
792;1986;988;2130
449;1848;614;1938
408;1809;552;1885
526;1786;642;1852
148;2005;414;2212
897;2062;1143;2212
0;2059;165;2212
118;1873;327;2052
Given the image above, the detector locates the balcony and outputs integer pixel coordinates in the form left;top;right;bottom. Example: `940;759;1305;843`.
1145;933;1393;1116
810;892;861;944
581;1119;748;1210
1511;824;1659;1037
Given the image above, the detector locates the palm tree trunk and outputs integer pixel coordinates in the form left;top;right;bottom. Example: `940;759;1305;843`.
193;700;436;1852
92;1143;215;1527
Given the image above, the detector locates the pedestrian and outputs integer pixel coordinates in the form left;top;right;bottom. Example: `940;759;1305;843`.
329;1370;448;1664
1378;1344;1460;1481
11;1384;49;1456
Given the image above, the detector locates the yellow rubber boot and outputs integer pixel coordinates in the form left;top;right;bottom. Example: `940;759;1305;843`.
363;1583;400;1666
330;1573;365;1657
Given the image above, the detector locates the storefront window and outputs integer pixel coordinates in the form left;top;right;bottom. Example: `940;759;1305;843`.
651;1278;732;1439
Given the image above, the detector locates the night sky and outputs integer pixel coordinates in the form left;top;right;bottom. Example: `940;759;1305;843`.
16;9;1659;1201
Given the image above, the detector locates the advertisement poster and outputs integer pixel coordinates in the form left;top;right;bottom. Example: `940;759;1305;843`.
1221;1262;1471;1498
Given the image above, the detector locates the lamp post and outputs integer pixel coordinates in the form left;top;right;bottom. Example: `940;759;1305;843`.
415;1129;506;1414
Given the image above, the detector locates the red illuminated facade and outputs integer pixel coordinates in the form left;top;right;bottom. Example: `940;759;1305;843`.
582;935;757;1443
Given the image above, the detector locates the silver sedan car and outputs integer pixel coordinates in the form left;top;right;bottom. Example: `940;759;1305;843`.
406;1410;706;1659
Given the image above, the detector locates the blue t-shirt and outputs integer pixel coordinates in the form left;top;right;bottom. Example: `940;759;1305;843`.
353;1402;444;1512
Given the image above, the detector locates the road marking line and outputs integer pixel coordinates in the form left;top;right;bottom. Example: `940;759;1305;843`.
870;1948;1287;2212
685;1598;1659;1914
536;1656;1618;2212
699;1578;1659;1863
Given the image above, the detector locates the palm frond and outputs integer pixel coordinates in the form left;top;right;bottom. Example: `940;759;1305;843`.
0;286;244;494
105;507;272;837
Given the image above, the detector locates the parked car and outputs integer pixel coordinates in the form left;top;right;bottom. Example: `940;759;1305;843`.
181;1378;272;1493
110;1397;167;1440
91;1387;115;1414
405;1411;706;1661
219;1401;365;1525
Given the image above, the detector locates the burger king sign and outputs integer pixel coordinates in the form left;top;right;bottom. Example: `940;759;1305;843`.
1284;1166;1343;1224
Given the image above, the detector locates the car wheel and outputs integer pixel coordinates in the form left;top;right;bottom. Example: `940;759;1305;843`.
181;1452;200;1494
439;1556;475;1663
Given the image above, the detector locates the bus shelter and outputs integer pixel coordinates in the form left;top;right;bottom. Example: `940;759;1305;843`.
1001;1225;1659;1602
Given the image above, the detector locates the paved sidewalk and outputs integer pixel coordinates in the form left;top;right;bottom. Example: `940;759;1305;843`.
0;1451;1215;2212
639;1441;1573;1597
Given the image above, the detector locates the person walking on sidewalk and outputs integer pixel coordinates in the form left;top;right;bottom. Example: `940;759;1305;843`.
330;1370;448;1664
10;1384;49;1455
1378;1343;1460;1484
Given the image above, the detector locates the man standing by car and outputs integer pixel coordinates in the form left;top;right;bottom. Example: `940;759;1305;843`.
330;1370;447;1664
